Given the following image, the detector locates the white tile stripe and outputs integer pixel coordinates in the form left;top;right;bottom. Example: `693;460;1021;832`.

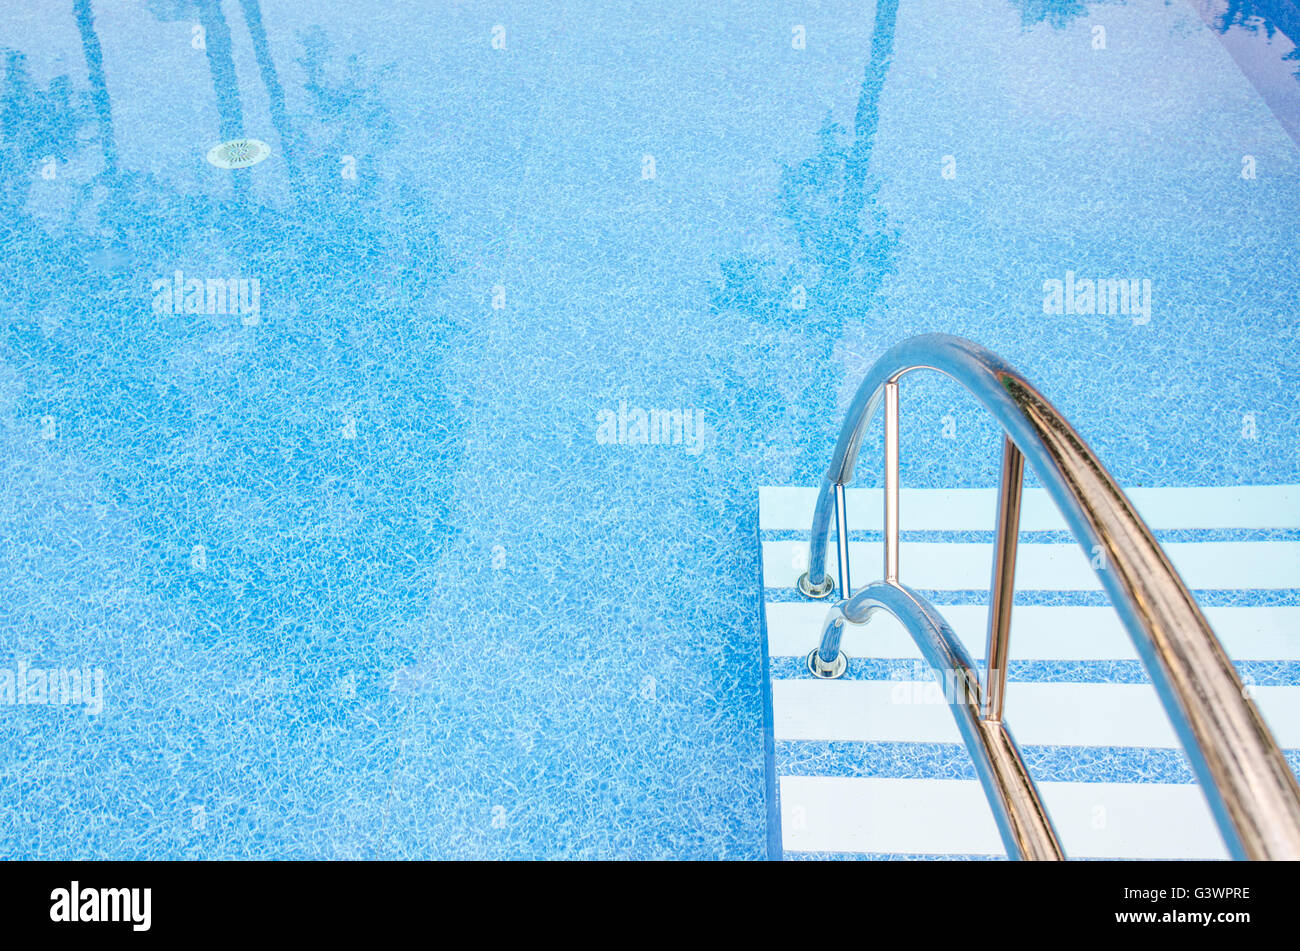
778;776;1228;859
759;485;1300;532
771;681;1300;748
765;603;1300;661
761;539;1300;590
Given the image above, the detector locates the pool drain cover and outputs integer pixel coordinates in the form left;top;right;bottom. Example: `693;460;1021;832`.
206;138;271;169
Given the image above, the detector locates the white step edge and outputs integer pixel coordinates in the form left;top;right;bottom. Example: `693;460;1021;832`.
765;604;1300;661
772;681;1300;748
779;775;1229;859
760;485;1300;532
761;539;1300;590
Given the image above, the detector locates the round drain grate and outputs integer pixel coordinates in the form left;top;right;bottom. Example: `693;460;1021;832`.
206;138;271;169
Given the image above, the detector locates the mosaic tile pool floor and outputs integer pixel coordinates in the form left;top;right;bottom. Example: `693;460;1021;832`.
0;1;1297;857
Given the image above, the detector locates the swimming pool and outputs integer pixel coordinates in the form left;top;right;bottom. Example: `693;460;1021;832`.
1;0;1297;859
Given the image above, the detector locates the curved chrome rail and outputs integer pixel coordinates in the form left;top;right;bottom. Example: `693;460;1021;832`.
820;581;1064;858
803;333;1300;860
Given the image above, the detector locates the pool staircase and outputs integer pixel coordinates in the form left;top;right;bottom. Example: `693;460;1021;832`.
759;485;1300;859
760;334;1300;860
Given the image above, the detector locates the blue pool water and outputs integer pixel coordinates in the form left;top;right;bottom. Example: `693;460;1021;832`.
0;1;1297;858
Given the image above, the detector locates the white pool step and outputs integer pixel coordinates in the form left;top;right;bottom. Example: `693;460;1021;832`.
780;776;1228;859
759;485;1300;860
759;485;1300;532
773;680;1300;749
762;539;1300;590
766;603;1300;661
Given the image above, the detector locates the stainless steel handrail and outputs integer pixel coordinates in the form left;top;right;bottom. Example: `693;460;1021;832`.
817;582;1063;859
801;333;1300;860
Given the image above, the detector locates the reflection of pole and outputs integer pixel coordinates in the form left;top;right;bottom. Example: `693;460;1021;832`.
72;0;117;178
844;0;899;219
196;0;248;200
237;0;303;193
197;0;244;140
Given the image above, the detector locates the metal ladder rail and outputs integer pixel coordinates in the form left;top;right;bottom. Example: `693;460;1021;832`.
798;333;1300;860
